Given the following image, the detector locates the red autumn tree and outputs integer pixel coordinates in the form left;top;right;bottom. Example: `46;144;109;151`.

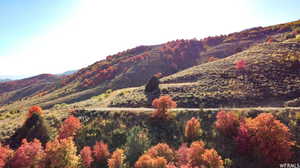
201;149;224;168
237;113;295;165
0;145;13;168
10;139;45;168
93;141;110;166
58;115;82;139
27;105;43;118
235;60;246;70
108;149;126;168
188;141;206;167
146;143;175;163
184;117;202;142
152;96;177;120
215;110;240;137
80;146;94;168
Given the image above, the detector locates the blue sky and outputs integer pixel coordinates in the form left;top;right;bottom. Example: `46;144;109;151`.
0;0;300;79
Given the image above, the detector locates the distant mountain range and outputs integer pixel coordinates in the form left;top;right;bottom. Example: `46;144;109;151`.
0;78;11;83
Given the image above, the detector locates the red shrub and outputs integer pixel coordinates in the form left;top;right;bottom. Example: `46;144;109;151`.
10;139;45;168
80;146;94;168
93;141;110;165
201;149;224;168
0;145;13;168
188;141;205;167
108;149;125;168
234;123;252;154
146;143;175;162
58;115;82;139
184;117;202;142
215;110;240;137
152;96;177;120
235;60;246;70
28;105;43;118
237;113;295;165
175;143;190;167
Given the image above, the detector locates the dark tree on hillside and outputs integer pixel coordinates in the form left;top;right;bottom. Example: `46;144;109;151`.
144;73;162;106
6;113;50;149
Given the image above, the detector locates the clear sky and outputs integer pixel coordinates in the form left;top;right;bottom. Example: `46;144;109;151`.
0;0;300;79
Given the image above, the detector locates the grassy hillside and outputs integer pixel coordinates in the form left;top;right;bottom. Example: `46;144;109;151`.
1;20;299;110
108;41;300;108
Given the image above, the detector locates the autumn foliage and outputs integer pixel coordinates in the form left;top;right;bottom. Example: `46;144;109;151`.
45;137;80;167
58;115;82;139
146;143;175;162
28;105;43;118
135;154;168;168
108;149;126;168
80;146;94;168
235;113;295;164
93;141;111;166
184;117;202;142
0;145;13;168
10;139;45;168
235;60;246;70
152;96;177;119
215;110;240;137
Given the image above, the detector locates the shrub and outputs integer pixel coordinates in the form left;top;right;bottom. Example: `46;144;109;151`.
175;143;191;167
184;117;202;142
80;146;94;168
10;139;45;168
215;110;240;137
152;96;177;120
135;154;167;168
146;143;175;163
188;141;205;167
58;115;82;139
236;113;295;165
124;126;150;165
93;141;110;167
201;149;224;168
45;138;80;168
235;60;246;70
0;145;13;168
108;149;126;168
28;106;43;118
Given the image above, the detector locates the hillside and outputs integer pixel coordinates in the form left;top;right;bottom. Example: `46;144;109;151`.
0;20;299;111
108;41;300;108
0;74;60;105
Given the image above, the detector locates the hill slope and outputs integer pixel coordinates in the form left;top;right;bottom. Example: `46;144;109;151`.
0;20;300;110
108;41;300;108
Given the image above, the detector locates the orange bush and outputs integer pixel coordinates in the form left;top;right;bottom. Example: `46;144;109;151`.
152;96;177;120
135;154;167;168
27;105;43;118
240;113;295;165
0;145;13;168
45;137;80;167
58;115;82;139
108;149;125;168
80;146;94;168
146;143;175;162
93;141;110;165
188;141;205;167
215;110;240;137
201;149;224;168
184;117;202;142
